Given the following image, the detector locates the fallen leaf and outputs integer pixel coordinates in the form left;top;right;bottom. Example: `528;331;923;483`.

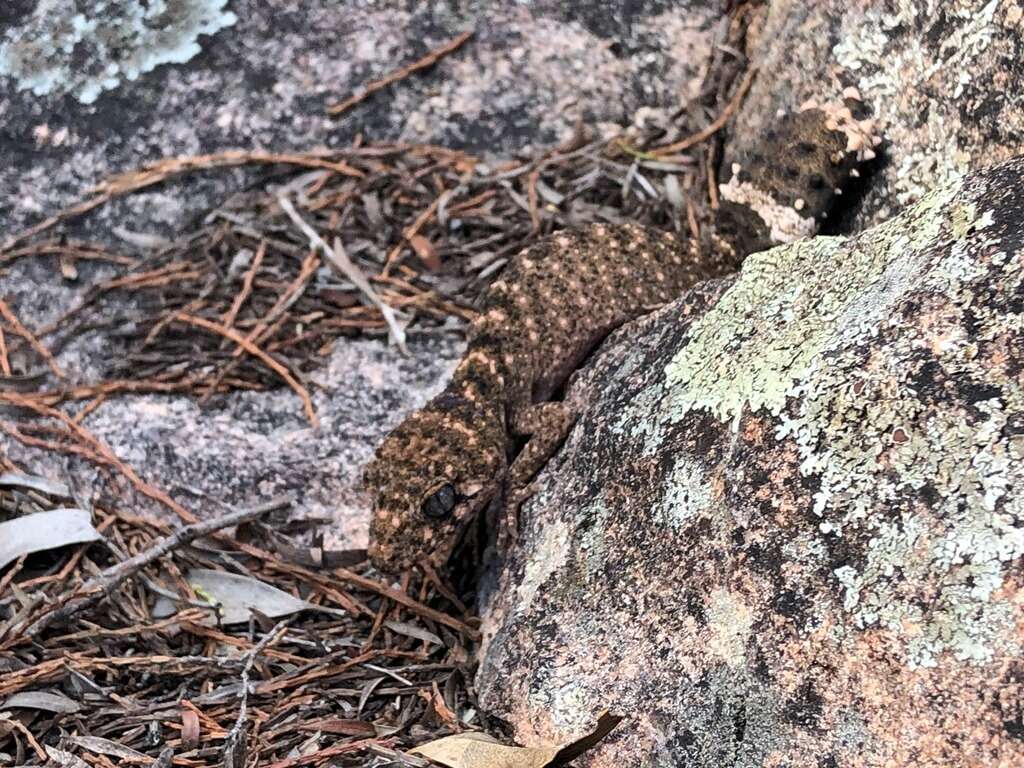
0;472;71;498
154;569;316;624
44;746;90;768
0;507;101;570
412;711;621;768
181;707;201;750
409;234;441;272
298;718;376;736
66;735;148;760
384;619;444;646
2;691;82;714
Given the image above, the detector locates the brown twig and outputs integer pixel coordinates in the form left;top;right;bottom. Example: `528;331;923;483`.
0;298;65;379
650;66;758;156
21;496;292;638
0;392;195;522
1;151;364;253
327;31;473;116
223;619;292;768
174;313;319;427
266;737;389;768
331;566;481;641
0;324;10;376
222;239;267;330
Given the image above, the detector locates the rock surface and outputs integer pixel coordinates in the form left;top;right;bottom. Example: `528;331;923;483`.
733;0;1024;230
477;156;1024;765
476;6;1024;763
2;337;462;550
1;0;717;240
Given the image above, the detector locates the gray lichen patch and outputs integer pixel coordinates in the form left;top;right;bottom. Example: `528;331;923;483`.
0;0;237;103
657;456;713;530
705;588;755;667
658;162;1024;669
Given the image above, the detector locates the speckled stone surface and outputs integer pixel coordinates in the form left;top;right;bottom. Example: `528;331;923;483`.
0;0;717;240
476;158;1024;766
2;336;463;549
472;7;1024;762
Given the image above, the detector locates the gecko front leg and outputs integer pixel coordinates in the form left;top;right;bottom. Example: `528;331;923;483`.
499;400;577;546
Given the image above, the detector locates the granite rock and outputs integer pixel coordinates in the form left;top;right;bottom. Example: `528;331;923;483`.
476;155;1024;766
732;0;1024;230
475;8;1024;762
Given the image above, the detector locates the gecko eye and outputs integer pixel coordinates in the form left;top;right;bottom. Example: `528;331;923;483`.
421;483;457;520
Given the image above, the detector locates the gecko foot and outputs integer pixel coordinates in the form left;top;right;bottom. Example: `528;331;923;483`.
496;480;540;553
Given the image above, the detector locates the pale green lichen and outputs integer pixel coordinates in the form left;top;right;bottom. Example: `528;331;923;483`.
576;497;611;580
516;512;570;614
663;176;962;427
0;0;237;103
653;168;1024;668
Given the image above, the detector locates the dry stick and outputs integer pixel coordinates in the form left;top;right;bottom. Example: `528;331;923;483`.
276;195;409;354
10;720;47;762
100;260;196;290
0;392;196;523
0;324;10;376
224;538;477;638
223;619;292;768
199;248;318;404
706;142;721;209
0;298;65;378
222;239;267;330
266;737;388;768
331;565;481;641
327;30;473;116
198;315;288;406
649;66;758;157
2;377;204;407
234;250;321;349
0;151;364;253
0;554;27;596
21;496;292;638
0;242;137;268
174;313;319;428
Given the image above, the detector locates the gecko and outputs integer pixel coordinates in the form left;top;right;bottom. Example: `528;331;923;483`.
364;100;880;572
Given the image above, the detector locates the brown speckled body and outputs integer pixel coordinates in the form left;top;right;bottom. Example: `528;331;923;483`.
365;107;874;571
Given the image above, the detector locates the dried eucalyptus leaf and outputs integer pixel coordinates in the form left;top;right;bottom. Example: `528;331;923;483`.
0;507;101;570
3;691;82;714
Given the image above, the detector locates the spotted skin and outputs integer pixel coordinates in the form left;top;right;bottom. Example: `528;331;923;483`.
365;108;872;572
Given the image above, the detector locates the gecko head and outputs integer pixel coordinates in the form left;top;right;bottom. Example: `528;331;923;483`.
364;396;506;573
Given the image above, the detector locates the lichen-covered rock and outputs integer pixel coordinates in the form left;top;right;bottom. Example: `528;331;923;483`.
732;0;1024;228
477;159;1024;766
0;0;237;103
